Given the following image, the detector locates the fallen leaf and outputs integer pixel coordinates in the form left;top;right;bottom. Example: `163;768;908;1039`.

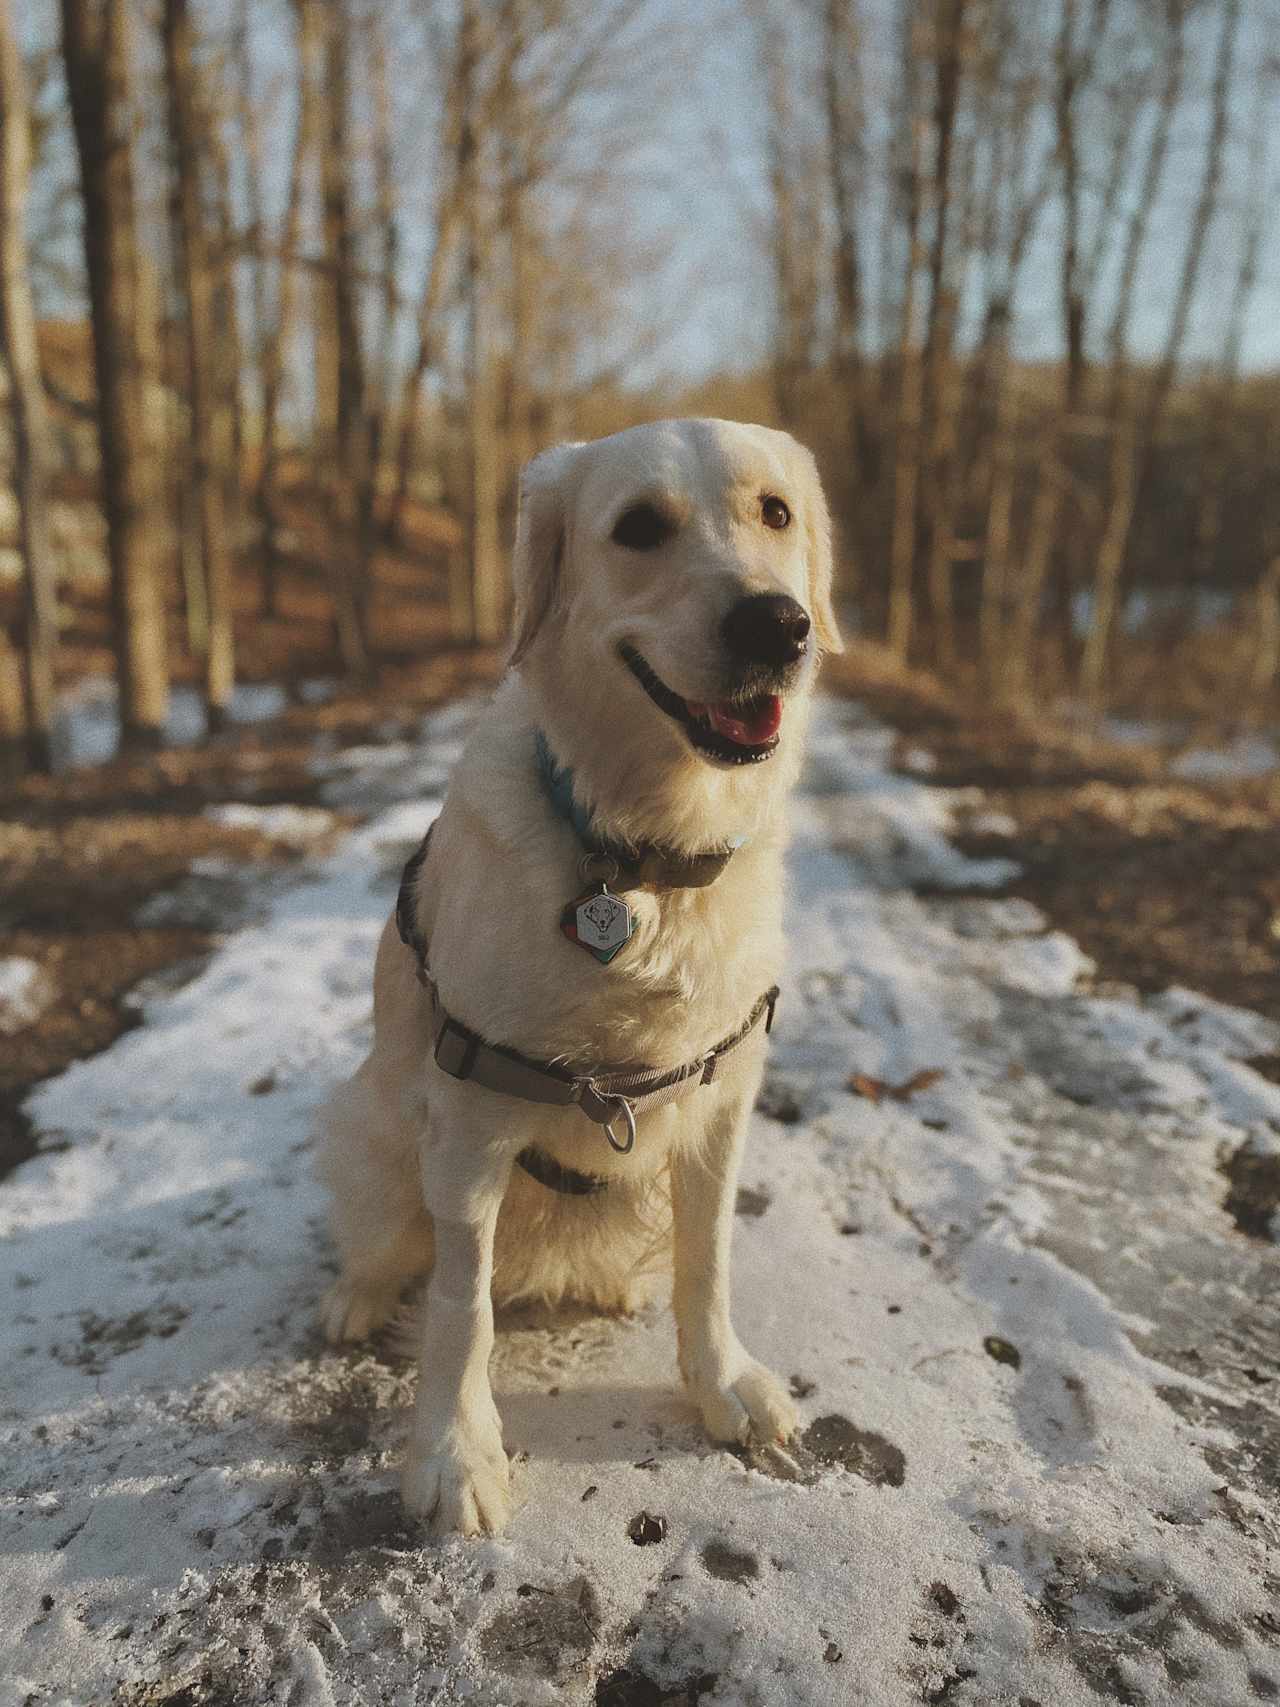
848;1073;886;1103
895;1068;945;1099
848;1068;945;1103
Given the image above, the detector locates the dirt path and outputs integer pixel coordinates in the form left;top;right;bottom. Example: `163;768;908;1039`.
2;696;1277;1706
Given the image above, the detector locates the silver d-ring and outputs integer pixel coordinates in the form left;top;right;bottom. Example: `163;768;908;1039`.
602;1094;637;1154
579;850;621;887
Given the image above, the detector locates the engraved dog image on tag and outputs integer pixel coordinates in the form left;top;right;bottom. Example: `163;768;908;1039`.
560;886;633;964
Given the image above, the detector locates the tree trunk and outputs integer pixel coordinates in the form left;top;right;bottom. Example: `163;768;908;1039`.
0;0;58;771
918;0;967;432
1248;558;1280;711
469;272;504;645
0;621;24;778
385;203;459;544
61;0;169;750
205;113;244;536
164;0;235;732
1191;17;1272;590
1079;400;1134;706
887;3;924;661
823;0;876;494
979;371;1020;682
322;1;364;487
256;0;318;614
463;82;505;645
354;12;398;590
756;4;812;426
1007;0;1088;704
318;0;369;676
1081;0;1219;701
1134;0;1239;481
447;0;483;641
922;119;976;676
234;0;267;474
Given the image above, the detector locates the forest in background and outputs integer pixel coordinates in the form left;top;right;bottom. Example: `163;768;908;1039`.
0;0;1278;774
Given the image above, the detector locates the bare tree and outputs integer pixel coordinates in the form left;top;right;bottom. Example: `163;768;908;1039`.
234;0;267;467
1081;0;1234;705
163;0;235;732
823;0;876;498
916;0;972;671
972;17;1053;677
61;0;169;750
755;1;819;426
0;0;58;770
1192;30;1276;593
887;3;925;661
255;0;319;614
1005;0;1110;703
317;0;369;676
353;9;400;582
385;4;469;546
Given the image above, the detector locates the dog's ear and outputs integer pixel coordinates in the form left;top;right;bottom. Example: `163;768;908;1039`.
509;442;584;667
796;445;845;655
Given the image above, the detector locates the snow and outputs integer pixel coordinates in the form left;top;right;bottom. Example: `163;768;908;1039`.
3;695;1279;1706
1097;711;1280;779
0;956;52;1034
1170;735;1280;781
204;802;340;847
52;676;335;770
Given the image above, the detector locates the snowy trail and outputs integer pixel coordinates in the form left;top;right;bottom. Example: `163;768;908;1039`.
3;695;1279;1707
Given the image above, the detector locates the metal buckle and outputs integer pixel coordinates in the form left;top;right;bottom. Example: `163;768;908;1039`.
598;1092;637;1154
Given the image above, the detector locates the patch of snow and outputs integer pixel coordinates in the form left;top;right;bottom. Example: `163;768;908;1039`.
963;807;1018;837
314;741;416;772
0;957;53;1034
204;803;338;846
900;745;936;774
2;695;1277;1705
1171;736;1280;781
297;678;338;705
1102;712;1188;748
53;677;294;770
989;929;1094;996
941;897;1047;939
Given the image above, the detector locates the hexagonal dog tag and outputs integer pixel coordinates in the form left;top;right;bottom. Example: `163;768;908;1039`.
560;885;633;964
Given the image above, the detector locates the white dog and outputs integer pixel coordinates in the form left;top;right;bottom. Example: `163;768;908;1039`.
317;418;842;1535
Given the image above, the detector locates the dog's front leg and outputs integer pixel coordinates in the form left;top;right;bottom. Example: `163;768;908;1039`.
671;1076;798;1448
401;1094;513;1536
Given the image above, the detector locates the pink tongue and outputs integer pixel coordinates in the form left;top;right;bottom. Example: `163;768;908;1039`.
703;695;783;747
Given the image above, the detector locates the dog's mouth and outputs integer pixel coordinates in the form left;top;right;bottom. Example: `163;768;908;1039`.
618;643;782;765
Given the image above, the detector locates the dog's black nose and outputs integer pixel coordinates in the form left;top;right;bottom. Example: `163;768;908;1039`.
721;594;811;668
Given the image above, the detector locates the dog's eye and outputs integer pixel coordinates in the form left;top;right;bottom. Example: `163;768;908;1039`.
761;496;791;531
612;503;674;551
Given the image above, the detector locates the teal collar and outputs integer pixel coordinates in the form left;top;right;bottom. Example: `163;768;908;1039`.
534;730;744;891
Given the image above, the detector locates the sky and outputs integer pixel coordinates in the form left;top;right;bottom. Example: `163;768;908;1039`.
18;0;1280;391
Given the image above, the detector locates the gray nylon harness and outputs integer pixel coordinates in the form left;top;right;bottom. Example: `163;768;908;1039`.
395;825;778;1196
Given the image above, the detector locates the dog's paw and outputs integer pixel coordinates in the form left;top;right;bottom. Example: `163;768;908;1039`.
690;1359;799;1448
401;1433;511;1536
321;1276;402;1345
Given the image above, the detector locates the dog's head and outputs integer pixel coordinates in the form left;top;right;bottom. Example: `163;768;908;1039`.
510;420;841;807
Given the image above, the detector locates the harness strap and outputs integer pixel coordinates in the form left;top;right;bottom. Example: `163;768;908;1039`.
394;825;779;1175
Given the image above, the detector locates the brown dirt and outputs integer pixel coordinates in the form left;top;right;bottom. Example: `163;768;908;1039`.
0;645;502;1179
822;643;1280;1028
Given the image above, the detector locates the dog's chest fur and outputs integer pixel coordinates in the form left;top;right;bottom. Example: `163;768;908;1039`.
415;697;787;1076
